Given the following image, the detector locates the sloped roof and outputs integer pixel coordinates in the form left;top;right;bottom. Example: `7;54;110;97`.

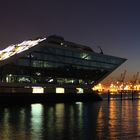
0;38;46;61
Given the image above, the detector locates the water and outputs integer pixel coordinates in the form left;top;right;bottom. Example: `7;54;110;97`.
0;100;140;140
100;92;140;100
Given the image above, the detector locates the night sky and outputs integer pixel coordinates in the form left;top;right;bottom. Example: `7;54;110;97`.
0;0;140;81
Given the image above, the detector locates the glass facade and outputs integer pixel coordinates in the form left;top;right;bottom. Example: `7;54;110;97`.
0;41;126;88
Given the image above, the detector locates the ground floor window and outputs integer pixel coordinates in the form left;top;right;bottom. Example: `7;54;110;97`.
56;87;65;93
32;86;44;93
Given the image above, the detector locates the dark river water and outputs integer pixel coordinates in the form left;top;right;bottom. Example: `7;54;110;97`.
0;100;140;140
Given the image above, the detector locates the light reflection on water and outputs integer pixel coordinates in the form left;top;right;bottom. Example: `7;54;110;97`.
97;100;140;139
100;92;140;100
0;101;140;139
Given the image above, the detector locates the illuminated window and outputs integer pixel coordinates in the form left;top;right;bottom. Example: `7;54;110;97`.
76;88;84;94
60;42;64;45
32;87;44;94
56;88;65;94
19;77;30;83
81;53;91;60
6;74;14;83
57;78;65;84
48;79;53;83
0;38;46;61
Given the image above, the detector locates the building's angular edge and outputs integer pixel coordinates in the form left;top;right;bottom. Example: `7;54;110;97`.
0;35;126;102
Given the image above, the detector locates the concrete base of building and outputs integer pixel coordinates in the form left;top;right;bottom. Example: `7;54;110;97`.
0;92;102;104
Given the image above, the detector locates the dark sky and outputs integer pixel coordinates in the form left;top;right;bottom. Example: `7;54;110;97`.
0;0;140;81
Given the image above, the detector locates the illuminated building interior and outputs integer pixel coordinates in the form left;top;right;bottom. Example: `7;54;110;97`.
0;35;126;93
0;38;46;61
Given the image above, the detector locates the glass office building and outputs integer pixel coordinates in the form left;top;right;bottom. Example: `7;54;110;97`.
0;35;126;93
